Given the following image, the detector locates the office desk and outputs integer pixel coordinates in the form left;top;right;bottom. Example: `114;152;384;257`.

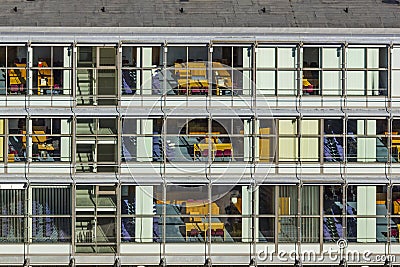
194;143;233;159
185;221;225;240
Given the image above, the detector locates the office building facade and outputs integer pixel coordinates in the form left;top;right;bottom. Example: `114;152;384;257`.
1;2;400;266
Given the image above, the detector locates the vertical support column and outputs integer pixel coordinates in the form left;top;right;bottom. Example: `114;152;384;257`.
135;186;154;242
342;43;348;107
208;45;213;108
162;44;167;104
297;184;302;259
297;43;303;109
244;119;252;162
26;116;32;162
274;185;279;253
71;116;76;176
71;183;76;259
72;44;77;107
27;45;33;97
387;184;392;254
117;44;122;106
342;183;347;241
253;43;257;106
319;185;324;252
388;44;393;109
116;183;121;256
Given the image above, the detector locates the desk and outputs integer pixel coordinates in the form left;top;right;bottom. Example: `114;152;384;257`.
185;221;225;240
177;79;209;95
185;202;220;215
194;143;233;159
22;130;55;151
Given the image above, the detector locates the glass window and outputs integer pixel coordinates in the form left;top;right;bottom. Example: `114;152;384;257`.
213;46;252;96
76;185;117;252
392;47;400;98
121;118;162;162
30;118;71;162
256;46;297;96
324;119;344;162
76;118;118;172
301;186;320;242
347;119;388;162
122;46;162;95
31;187;71;242
76;46;117;105
0;189;25;242
211;185;249;242
278;185;298;242
0;119;4;162
6;46;27;95
389;119;400;163
303;47;320;95
278;119;320;162
121;185;161;243
347;185;388;243
347;47;388;96
8;118;26;162
257;119;276;162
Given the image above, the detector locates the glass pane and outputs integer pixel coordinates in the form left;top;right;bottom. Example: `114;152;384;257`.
258;186;274;214
279;186;298;215
256;70;275;95
32;217;71;242
277;71;296;95
301;217;319;242
322;47;341;68
347;48;365;68
323;217;343;242
302;186;319;215
257;48;275;68
0;46;5;67
233;47;251;68
213;47;232;66
258;218;274;242
33;47;51;67
32;187;71;215
7;46;27;67
0;189;25;215
322;71;341;95
323;186;343;215
77;47;95;67
347;71;365;95
393;47;400;69
188;47;207;63
303;47;320;68
278;47;296;68
99;47;116;66
0;68;5;95
393;70;400;97
167;47;186;67
367;48;379;68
